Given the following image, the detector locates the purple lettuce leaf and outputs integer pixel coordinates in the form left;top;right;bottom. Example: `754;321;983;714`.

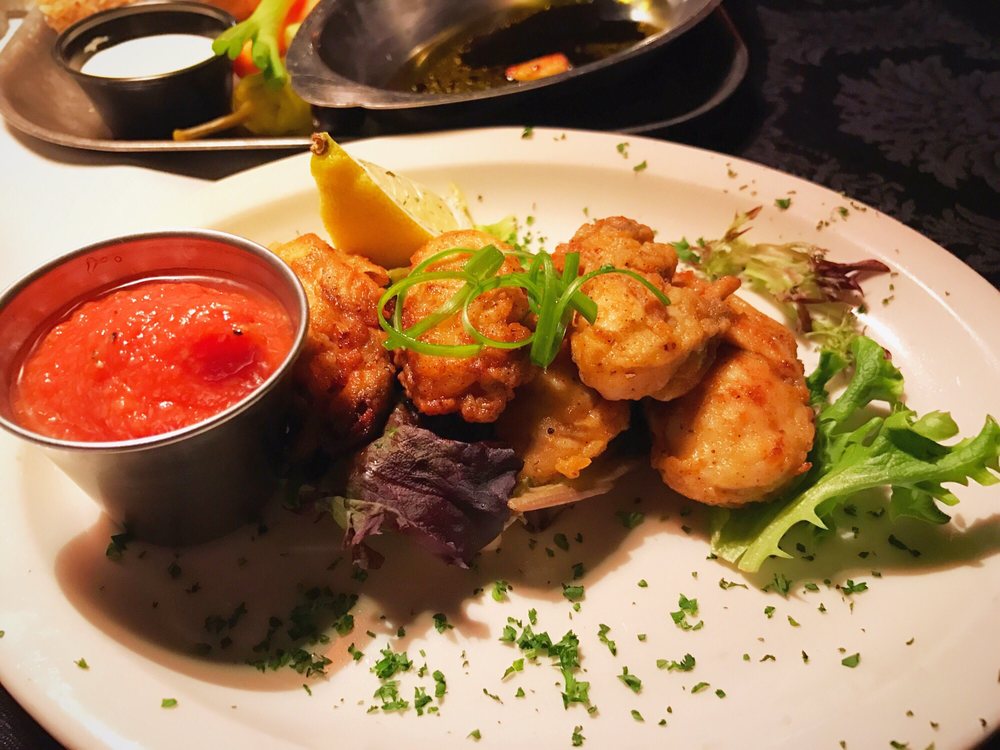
334;418;521;568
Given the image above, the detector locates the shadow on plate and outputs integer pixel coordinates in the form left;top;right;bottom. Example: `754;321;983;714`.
52;466;695;690
53;461;1000;691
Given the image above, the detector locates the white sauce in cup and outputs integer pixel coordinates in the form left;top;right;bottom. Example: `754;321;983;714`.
80;34;215;78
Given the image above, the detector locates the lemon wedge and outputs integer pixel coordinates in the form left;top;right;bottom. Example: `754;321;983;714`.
309;133;462;269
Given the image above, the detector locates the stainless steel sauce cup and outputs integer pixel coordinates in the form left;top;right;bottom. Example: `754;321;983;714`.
0;230;309;546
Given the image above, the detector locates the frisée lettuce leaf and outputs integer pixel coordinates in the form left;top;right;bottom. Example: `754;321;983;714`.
712;336;1000;572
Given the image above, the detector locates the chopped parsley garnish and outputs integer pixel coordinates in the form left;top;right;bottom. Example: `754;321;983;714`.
775;197;791;210
841;653;861;668
105;531;132;561
492;580;511;602
348;643;364;661
571;563;585;580
167;561;182;579
562;584;585;603
502;658;525;680
413;686;432;715
804;582;820;592
764;606;776;619
769;573;792;597
572;725;585;746
630;709;644;722
597;624;617;656
788;616;801;627
657;653;695;672
372;645;412;679
333;613;354;636
500;615;590;710
670;594;703;631
432;613;454;633
374;680;409;711
74;658;89;670
618;666;642;693
841;579;869;595
719;578;748;590
691;681;710;694
247;588;355;677
715;688;726;698
633;160;648;173
616;142;629;158
616;510;645;529
161;698;178;708
482;687;503;703
433;670;447;698
515;687;525;698
554;533;570;551
637;579;648;588
521;127;533;139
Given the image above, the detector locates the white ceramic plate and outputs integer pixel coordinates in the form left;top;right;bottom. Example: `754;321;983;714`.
2;128;998;750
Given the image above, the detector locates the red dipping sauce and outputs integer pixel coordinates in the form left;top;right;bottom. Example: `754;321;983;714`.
12;278;295;442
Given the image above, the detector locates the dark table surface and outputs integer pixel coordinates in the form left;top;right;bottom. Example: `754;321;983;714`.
2;0;999;747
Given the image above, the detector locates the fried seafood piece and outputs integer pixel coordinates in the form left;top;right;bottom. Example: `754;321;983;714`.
395;230;533;423
554;218;739;402
272;233;395;453
646;299;815;507
554;216;680;278
495;349;630;486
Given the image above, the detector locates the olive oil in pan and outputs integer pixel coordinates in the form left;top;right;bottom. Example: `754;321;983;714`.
388;0;665;95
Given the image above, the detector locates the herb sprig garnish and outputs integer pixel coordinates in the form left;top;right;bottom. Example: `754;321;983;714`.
377;244;669;369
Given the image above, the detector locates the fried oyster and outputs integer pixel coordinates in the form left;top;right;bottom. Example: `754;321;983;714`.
554;217;739;402
394;229;533;423
272;233;396;454
646;296;815;507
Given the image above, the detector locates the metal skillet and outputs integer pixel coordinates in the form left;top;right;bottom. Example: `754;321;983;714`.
287;0;723;128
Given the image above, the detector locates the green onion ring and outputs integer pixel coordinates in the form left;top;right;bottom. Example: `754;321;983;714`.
377;244;670;369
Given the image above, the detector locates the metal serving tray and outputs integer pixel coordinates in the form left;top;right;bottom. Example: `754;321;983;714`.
0;6;746;152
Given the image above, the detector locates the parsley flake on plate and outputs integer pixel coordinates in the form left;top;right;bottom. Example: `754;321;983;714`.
618;666;642;693
616;510;645;529
657;653;695;672
597;624;617;656
432;613;453;633
671;595;703;631
492;580;511;602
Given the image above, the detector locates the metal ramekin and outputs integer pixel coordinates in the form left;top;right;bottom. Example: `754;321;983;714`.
53;2;235;140
0;230;308;546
